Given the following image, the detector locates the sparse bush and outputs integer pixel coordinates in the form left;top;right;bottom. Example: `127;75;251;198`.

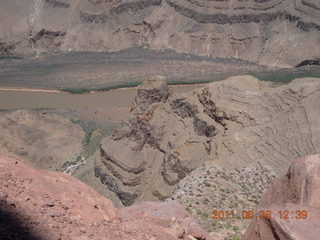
232;226;240;231
202;212;209;217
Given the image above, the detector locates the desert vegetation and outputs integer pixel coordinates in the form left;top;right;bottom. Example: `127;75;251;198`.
170;164;276;239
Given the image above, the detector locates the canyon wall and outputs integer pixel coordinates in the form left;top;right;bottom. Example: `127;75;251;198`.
0;0;319;67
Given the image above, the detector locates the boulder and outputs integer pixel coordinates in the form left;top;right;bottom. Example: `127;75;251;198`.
261;155;320;208
243;155;320;240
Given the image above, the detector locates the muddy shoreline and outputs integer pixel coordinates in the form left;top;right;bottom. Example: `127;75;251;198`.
0;82;207;94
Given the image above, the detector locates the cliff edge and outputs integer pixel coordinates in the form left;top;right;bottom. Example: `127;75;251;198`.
0;154;211;240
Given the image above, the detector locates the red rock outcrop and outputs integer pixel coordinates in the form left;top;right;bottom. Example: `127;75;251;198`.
243;155;320;240
0;154;211;240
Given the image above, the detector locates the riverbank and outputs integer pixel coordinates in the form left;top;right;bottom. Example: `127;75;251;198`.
1;64;319;95
0;48;269;90
0;81;208;94
0;87;61;93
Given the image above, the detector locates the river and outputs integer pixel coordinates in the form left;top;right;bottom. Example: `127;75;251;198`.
0;85;204;110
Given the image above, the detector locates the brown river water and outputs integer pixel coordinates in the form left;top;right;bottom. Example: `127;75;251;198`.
0;85;204;110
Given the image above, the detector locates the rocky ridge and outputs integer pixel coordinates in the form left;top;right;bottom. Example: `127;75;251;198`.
0;0;319;67
0;154;211;240
94;76;320;206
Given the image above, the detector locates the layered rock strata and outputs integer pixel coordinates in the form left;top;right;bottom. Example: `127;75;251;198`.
0;0;319;67
94;76;320;206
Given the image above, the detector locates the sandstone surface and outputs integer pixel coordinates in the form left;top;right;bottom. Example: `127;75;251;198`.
0;154;211;240
94;76;320;206
0;0;319;67
243;154;320;240
261;154;320;208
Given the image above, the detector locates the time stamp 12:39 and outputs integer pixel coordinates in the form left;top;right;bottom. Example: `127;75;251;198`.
211;209;308;220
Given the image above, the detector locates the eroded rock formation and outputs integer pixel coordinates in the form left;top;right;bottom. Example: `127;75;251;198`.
0;154;211;240
94;76;320;206
0;0;319;67
243;154;320;240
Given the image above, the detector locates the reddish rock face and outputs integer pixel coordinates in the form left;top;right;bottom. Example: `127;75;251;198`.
244;203;320;240
261;155;320;208
243;155;320;240
0;155;211;240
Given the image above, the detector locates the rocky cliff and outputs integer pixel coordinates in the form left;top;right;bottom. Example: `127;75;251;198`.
243;154;320;240
0;154;211;240
94;76;320;206
0;0;319;67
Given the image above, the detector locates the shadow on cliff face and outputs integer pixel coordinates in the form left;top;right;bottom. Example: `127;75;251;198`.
0;200;42;240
